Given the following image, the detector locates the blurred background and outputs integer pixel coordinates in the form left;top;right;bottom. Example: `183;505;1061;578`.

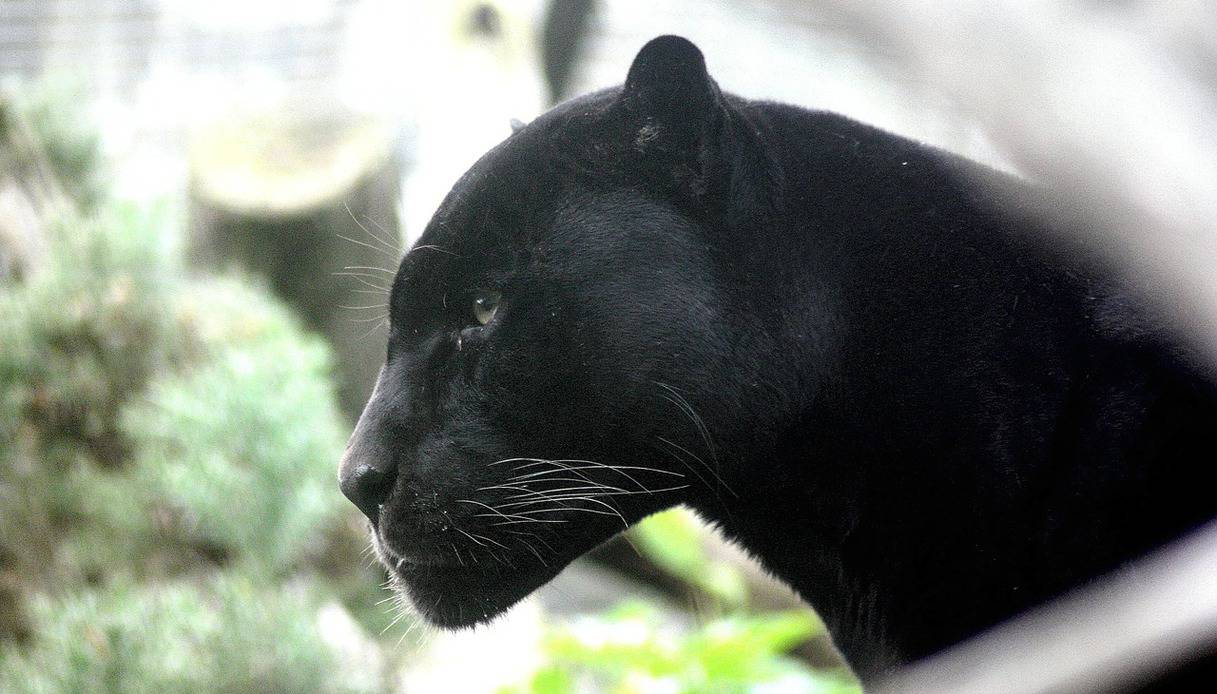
2;1;1215;692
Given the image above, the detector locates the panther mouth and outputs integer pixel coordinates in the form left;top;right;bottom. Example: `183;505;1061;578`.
377;542;451;570
371;526;565;629
353;449;688;629
371;522;461;571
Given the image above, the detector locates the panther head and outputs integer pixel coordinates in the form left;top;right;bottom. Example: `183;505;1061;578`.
339;35;785;628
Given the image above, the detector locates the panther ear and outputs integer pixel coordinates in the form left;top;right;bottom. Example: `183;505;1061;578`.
622;35;718;132
619;36;781;225
620;36;728;208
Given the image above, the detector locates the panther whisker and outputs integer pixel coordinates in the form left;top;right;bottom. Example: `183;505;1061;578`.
343;201;401;252
655;435;736;497
336;230;401;260
506;496;630;529
341;202;402;257
409;244;461;257
505;529;556;552
501;484;689;503
492;497;590;510
506;459;684;491
502;483;628;500
504;469;648;492
395;617;423;650
501;491;632;518
474;512;569;524
355;317;389;341
506;469;629;487
510;462;684;478
479;545;515;568
507;506;618;518
332;270;392;282
341;265;397;274
486;457;556;466
486;475;608;487
471;533;512;552
332;272;390;292
655;383;738;500
514;536;549;566
361;214;404;252
474;483;538;494
488;518;569;526
654;381;719;463
506;458;630;472
455;498;532;523
505;461;604;489
499;477;627;490
380;607;409;635
455;528;487;548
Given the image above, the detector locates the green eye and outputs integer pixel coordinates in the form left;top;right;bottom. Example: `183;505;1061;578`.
472;290;501;326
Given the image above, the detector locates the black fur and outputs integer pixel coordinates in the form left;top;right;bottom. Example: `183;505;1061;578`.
339;36;1217;678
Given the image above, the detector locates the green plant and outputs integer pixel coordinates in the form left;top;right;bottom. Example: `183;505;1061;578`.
631;508;748;609
0;90;395;689
0;574;380;694
496;508;861;693
9;82;106;212
0;203;180;607
502;602;858;694
121;277;347;576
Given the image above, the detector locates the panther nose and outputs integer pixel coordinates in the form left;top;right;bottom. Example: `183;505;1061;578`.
339;455;396;523
339;368;398;523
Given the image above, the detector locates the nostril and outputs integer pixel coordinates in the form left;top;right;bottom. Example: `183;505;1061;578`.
339;463;396;523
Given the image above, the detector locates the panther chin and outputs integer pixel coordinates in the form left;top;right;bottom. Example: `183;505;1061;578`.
371;531;566;629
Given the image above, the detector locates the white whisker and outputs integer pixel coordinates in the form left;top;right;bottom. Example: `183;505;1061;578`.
342;264;397;274
343;201;402;255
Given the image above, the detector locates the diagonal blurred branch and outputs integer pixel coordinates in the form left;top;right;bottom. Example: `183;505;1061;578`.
873;520;1217;693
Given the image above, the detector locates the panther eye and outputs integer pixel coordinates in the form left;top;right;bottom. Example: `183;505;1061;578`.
472;290;501;326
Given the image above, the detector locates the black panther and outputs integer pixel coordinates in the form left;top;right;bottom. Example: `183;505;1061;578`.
338;35;1217;680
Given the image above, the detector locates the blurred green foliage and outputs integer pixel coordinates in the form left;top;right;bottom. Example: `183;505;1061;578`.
0;93;395;691
122;277;347;576
633;508;748;609
0;198;352;586
12;82;106;212
0;576;378;694
498;508;859;693
503;602;859;694
0;203;180;606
